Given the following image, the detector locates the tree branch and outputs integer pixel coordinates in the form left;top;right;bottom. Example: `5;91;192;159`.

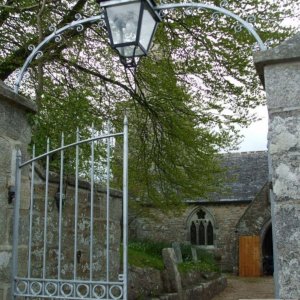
0;0;88;80
60;57;135;97
0;0;14;27
36;0;47;107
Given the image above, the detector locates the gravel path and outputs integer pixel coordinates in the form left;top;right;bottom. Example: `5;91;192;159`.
211;276;275;300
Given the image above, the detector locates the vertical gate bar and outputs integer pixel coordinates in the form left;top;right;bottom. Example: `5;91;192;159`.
27;146;35;278
123;116;128;300
11;150;22;300
58;133;64;280
204;223;208;246
196;223;199;245
106;123;111;282
42;139;50;280
98;138;103;283
74;129;80;281
90;126;95;281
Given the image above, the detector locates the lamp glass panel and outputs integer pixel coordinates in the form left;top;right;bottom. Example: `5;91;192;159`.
106;2;141;45
116;45;144;57
139;6;157;50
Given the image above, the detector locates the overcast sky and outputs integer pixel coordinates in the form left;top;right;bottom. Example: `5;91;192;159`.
236;105;268;152
235;16;300;153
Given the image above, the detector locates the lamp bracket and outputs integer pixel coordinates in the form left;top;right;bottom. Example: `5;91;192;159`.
14;1;267;93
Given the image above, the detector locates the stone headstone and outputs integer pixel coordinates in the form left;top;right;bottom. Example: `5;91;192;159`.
162;248;182;294
171;242;183;263
191;246;198;261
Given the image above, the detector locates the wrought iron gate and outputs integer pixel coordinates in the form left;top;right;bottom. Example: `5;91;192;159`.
12;118;128;299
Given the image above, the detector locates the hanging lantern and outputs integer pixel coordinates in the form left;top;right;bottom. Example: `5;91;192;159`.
98;0;161;67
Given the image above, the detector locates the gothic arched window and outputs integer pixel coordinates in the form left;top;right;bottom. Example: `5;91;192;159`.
199;222;205;245
191;222;197;245
189;209;215;246
207;221;214;245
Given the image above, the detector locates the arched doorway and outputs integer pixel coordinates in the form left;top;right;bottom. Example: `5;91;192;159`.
262;224;273;275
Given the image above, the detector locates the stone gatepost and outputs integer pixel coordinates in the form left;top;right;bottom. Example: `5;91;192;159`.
0;81;36;299
254;33;300;298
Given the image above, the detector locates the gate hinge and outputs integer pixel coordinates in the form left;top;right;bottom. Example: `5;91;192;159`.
8;185;15;204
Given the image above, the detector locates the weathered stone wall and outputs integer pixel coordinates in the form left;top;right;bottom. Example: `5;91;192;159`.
254;32;300;298
0;81;36;299
128;265;227;300
236;183;271;236
30;173;122;281
130;202;249;272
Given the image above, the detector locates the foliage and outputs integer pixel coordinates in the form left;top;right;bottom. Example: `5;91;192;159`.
178;259;220;273
127;240;219;273
129;239;170;257
0;0;298;207
180;243;195;261
179;245;219;272
127;240;169;270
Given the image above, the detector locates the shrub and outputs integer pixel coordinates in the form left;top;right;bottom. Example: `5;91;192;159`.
126;240;170;270
129;240;170;258
126;240;220;273
179;246;220;273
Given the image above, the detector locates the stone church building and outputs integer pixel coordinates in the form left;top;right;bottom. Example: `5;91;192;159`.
129;151;272;275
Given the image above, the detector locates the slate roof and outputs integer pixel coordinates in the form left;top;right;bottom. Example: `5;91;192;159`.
186;151;269;204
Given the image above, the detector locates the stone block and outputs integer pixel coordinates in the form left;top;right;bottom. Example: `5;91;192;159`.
0;247;28;282
7;208;29;246
265;62;300;110
0;286;4;299
6;286;11;300
273;202;300;299
0;285;12;300
162;248;182;294
0;80;36;113
191;246;197;261
128;266;164;299
0;209;8;245
269;115;300;155
0;250;12;283
16;176;31;210
160;293;179;300
0;100;32;143
110;197;122;221
0;137;12;170
17;247;29;278
272;163;300;200
268;115;300;203
185;285;203;299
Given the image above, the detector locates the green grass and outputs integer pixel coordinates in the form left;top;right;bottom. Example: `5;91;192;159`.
128;247;165;270
180;244;194;261
129;240;170;257
126;240;220;273
178;260;220;273
178;247;220;273
126;240;170;270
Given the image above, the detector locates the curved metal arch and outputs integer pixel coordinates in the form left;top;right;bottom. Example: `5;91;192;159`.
14;14;105;93
155;2;267;51
14;2;267;94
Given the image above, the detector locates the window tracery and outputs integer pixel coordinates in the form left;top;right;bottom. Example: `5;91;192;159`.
189;208;215;246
